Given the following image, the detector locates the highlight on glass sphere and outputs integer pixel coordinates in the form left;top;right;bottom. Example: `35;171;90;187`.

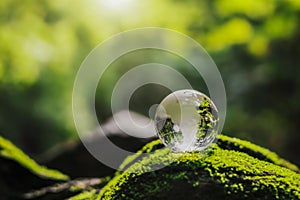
154;89;219;152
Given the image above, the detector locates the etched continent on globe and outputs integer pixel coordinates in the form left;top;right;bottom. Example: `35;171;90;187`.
155;89;219;152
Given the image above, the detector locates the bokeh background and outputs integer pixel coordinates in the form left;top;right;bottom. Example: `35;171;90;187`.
1;0;300;166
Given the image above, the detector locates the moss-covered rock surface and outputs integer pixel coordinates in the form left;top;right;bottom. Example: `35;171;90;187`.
99;135;300;200
1;134;299;199
0;135;69;199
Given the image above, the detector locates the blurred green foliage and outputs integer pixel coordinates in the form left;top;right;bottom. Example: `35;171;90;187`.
0;0;300;165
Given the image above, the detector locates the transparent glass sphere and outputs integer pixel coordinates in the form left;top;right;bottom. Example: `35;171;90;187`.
155;89;219;152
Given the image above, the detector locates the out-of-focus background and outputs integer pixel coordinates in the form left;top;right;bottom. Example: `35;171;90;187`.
0;0;300;166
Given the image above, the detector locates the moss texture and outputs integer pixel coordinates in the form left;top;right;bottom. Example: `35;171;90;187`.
0;135;69;198
0;136;69;180
69;190;98;200
117;134;299;173
2;133;298;200
99;135;300;200
216;135;299;172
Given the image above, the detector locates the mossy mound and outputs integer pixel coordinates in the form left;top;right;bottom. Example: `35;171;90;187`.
0;135;69;198
117;134;299;174
216;135;299;172
2;133;299;200
99;135;300;200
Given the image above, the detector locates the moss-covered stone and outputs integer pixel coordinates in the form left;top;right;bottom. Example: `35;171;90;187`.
4;132;298;200
216;135;299;172
118;134;299;173
0;135;69;198
99;135;300;200
0;136;69;180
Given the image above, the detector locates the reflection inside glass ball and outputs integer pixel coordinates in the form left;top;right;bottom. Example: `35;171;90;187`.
155;89;219;152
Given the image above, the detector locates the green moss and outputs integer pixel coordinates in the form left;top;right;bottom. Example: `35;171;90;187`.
217;134;299;172
117;139;164;174
118;134;298;173
99;135;300;199
69;189;98;200
0;135;69;181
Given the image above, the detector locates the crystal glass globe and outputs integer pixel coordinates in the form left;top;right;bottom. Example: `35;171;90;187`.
155;89;219;152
